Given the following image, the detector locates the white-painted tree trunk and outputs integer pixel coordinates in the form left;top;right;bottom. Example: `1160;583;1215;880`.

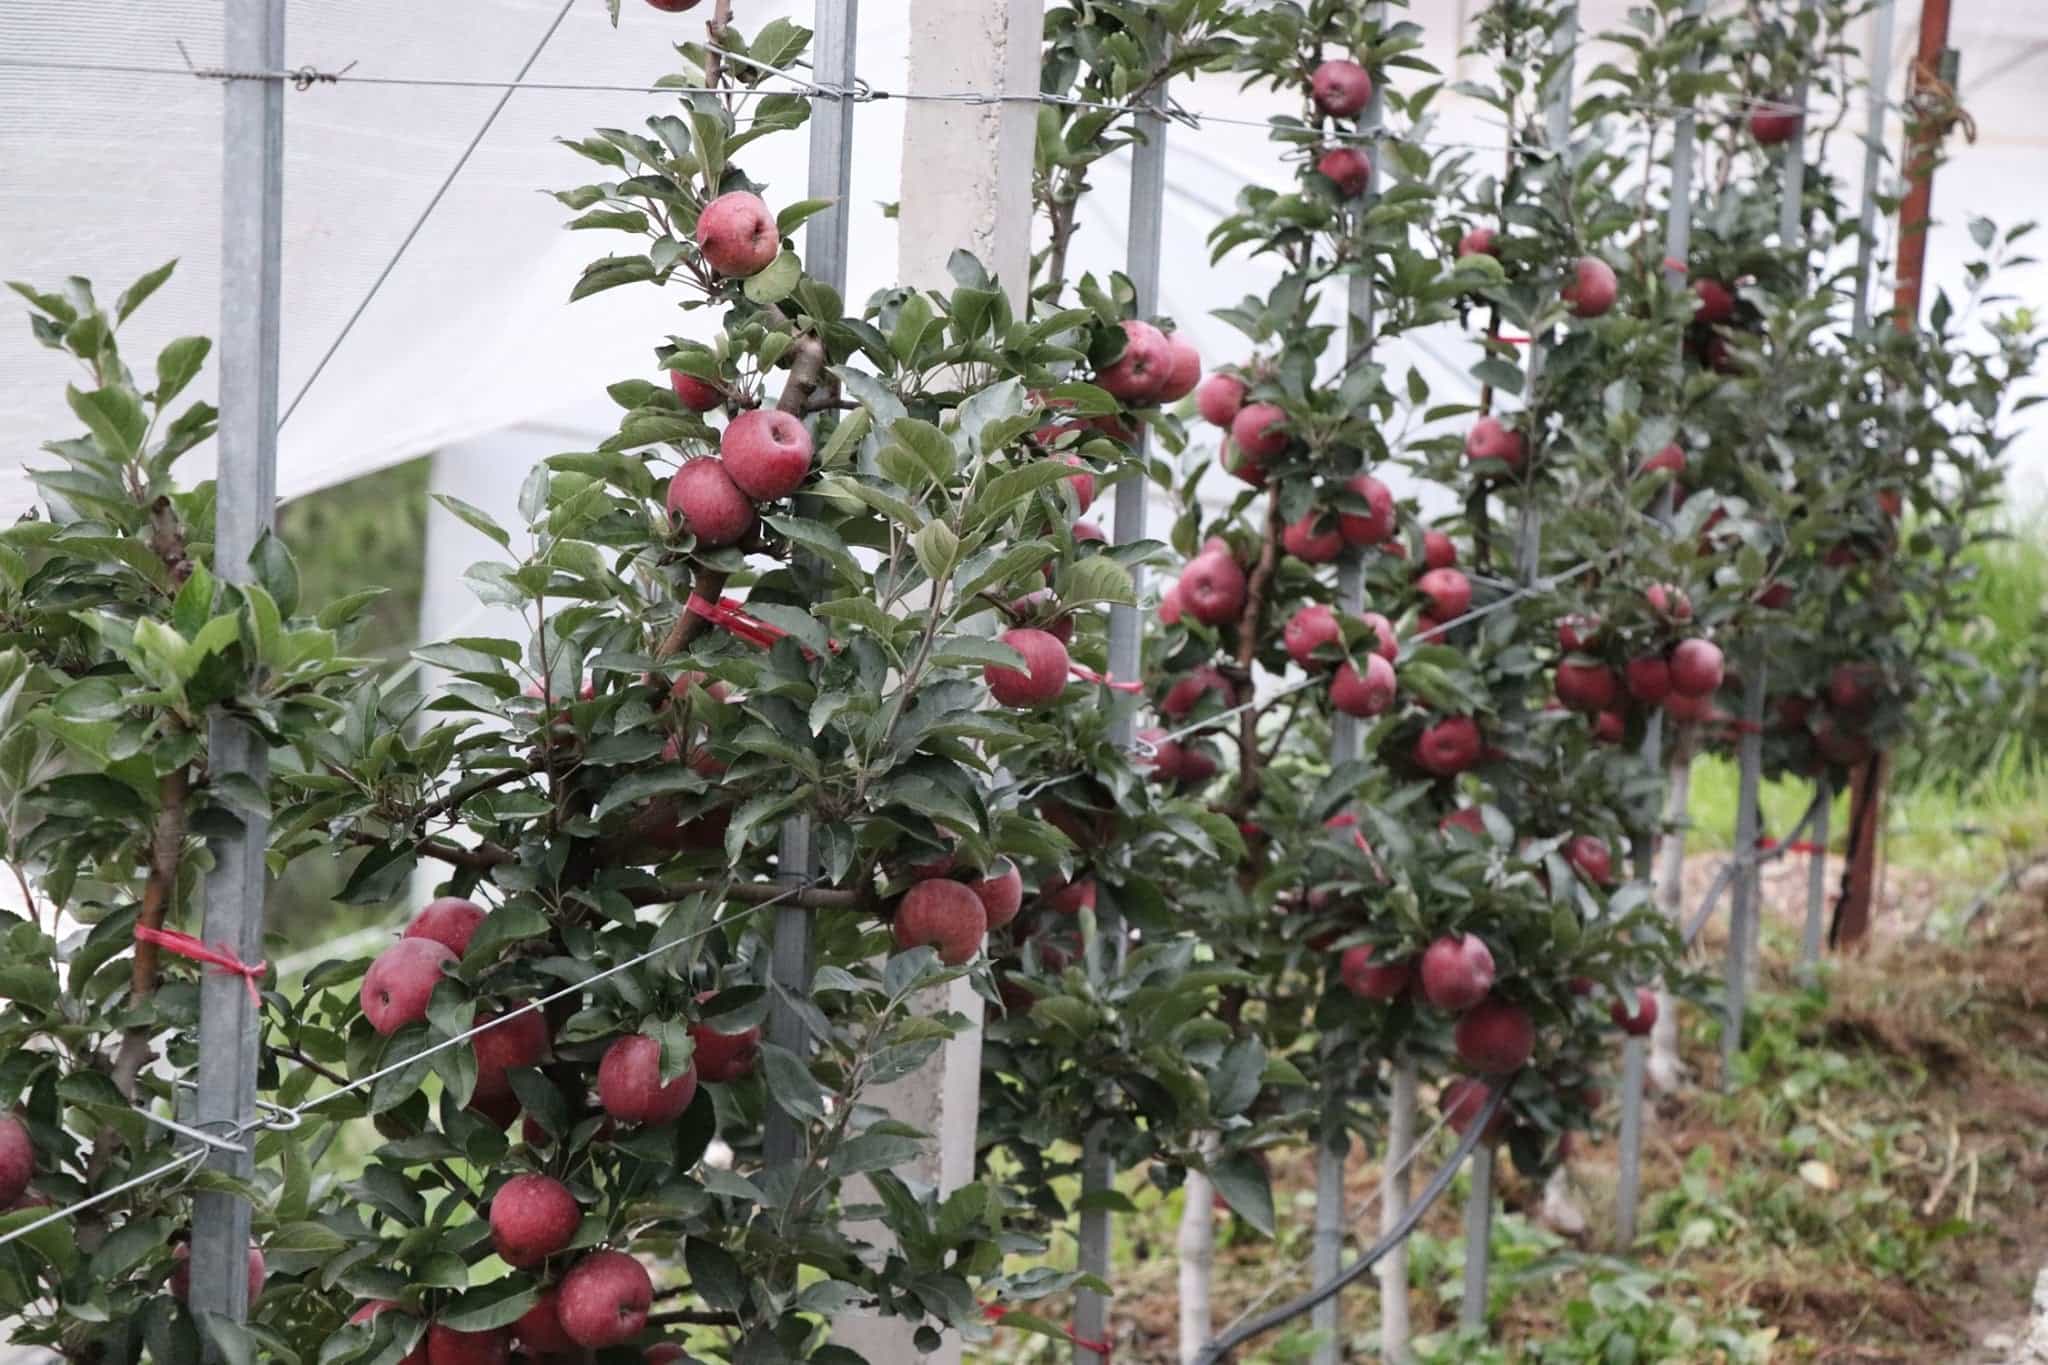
1649;749;1694;1095
1177;1161;1215;1364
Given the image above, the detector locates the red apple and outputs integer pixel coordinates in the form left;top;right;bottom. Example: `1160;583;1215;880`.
1180;546;1248;626
1439;807;1487;840
1556;614;1598;652
1750;102;1801;145
719;409;813;500
425;1323;510;1365
969;859;1025;931
1072;520;1106;545
1625;655;1673;704
694;191;779;279
1610;987;1658;1036
472;1006;550;1106
1663;692;1713;723
170;1242;265;1305
1284;604;1341;669
1441;1076;1510;1141
1562;256;1618;318
361;939;455;1036
1310;58;1373;117
667;458;756;547
1668;638;1724;698
1338;474;1396;546
1566;835;1613;887
1457;227;1500;259
1282;512;1344;563
557;1250;653;1349
1231;402;1289;461
1007;589;1073;645
1316;147;1371;197
513;1288;577;1355
985;627;1070;708
350;1301;427;1365
1141;729;1188;782
645;0;702;10
1640;444;1687;479
489;1173;580;1268
1464;416;1524;471
405;898;486;957
1454;997;1534;1073
1154;335;1203;402
689;992;762;1083
1416;567;1472;621
669;369;722;412
1419;933;1496;1011
1160;665;1238;719
1359;611;1399;662
1330;655;1397;718
1645;582;1692;621
1195;373;1246;428
891;878;988;965
1042;876;1097;915
1414;716;1483;777
1097;319;1174;402
1592;710;1626;744
1692;278;1735;324
1555;660;1619;714
0;1115;31;1209
1828;661;1880;715
1158;580;1185;626
1218;437;1267;488
1421;530;1458;569
1339;946;1411;1001
1815;714;1874;767
597;1035;698;1126
1756;580;1793;610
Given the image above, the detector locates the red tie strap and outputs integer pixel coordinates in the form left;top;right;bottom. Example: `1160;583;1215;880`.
135;925;267;1006
982;1303;1110;1358
1069;664;1144;693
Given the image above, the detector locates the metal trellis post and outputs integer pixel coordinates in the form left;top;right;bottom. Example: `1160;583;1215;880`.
1377;1058;1418;1361
1721;658;1769;1081
1459;1145;1495;1331
763;0;859;1172
1801;775;1833;977
1077;63;1169;1365
1851;0;1899;336
189;0;285;1339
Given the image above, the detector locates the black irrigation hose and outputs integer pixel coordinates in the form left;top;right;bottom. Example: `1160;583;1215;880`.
1681;786;1828;949
1192;1079;1511;1365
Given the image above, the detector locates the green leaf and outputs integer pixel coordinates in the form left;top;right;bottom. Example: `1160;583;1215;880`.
912;523;960;579
68;384;148;460
1209;1152;1275;1237
155;336;211;405
436;1281;536;1333
742;251;801;305
684;1238;748;1313
116;261;177;323
758;1042;827;1123
1061;555;1135;607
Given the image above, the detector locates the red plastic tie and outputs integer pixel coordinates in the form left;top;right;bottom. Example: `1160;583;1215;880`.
686;594;783;650
1756;835;1779;850
1787;840;1824;855
1499;333;1533;344
135;925;267;1006
982;1304;1109;1357
1731;718;1764;735
1069;664;1144;693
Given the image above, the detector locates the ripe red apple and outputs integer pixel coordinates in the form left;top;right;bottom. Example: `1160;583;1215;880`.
361;938;455;1036
667;458;756;547
1160;665;1238;719
1562;256;1618;318
1414;715;1483;777
1339;945;1411;1001
892;878;988;966
1692;278;1735;324
1624;655;1673;704
1610;987;1658;1036
1566;835;1613;887
1359;611;1399;662
1453;997;1534;1073
597;1034;699;1126
1419;933;1496;1012
1828;661;1880;715
1196;373;1246;428
1231;402;1288;461
645;0;702;10
1157;335;1203;402
719;409;813;501
1330;655;1397;718
405;898;486;957
694;191;779;279
1421;530;1458;569
1043;876;1098;915
1750;102;1801;145
489;1173;581;1268
1177;746;1219;784
1157;580;1184;626
968;859;1025;931
1776;695;1814;731
349;1301;427;1365
1756;580;1793;610
1457;226;1500;259
170;1242;265;1305
1640;444;1687;479
1283;604;1341;669
1097;319;1174;402
513;1287;577;1355
1441;1076;1510;1141
1439;807;1486;840
1592;710;1626;744
688;992;761;1083
1645;582;1692;621
1218;437;1267;488
1463;415;1525;471
1663;691;1713;723
1316;146;1371;197
1556;614;1598;652
472;1006;550;1105
669;369;722;412
1282;512;1344;563
1007;589;1073;645
1668;638;1724;698
1180;546;1248;626
1338;474;1395;546
1416;567;1472;621
1310;58;1373;117
425;1323;510;1365
985;627;1070;708
557;1250;653;1349
0;1115;31;1208
1555;660;1619;714
1072;520;1106;545
1815;713;1874;766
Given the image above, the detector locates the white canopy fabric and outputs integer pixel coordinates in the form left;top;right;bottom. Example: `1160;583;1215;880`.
3;0;2045;526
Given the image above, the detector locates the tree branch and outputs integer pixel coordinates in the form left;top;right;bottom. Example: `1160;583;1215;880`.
112;764;190;1102
1232;498;1286;810
348;828;515;871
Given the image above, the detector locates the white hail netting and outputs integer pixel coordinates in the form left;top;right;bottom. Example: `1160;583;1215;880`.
1;0;2045;526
